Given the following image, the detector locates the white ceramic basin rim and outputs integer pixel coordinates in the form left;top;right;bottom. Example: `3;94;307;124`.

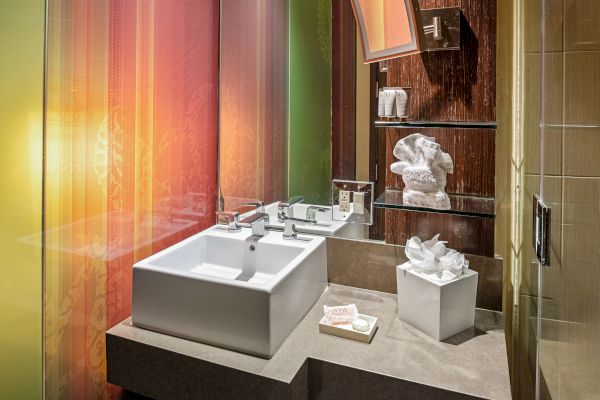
132;226;327;357
142;231;309;291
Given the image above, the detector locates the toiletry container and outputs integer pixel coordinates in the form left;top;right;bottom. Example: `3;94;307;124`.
395;88;410;118
378;89;386;117
383;88;396;117
396;262;478;341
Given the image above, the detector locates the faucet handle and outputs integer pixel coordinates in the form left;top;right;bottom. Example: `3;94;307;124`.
241;201;265;213
240;212;269;237
281;216;313;242
278;196;304;208
216;211;241;232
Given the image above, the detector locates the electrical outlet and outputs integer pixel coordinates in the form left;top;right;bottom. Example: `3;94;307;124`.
353;192;365;215
339;190;351;213
331;179;374;225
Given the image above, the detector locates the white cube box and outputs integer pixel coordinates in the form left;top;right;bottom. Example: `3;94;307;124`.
396;262;478;341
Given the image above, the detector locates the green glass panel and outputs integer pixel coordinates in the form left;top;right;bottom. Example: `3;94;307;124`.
0;1;45;399
288;0;332;204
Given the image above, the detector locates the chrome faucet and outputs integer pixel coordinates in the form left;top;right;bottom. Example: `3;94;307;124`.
278;196;304;222
240;201;269;237
282;217;300;239
215;211;241;232
282;217;313;241
306;206;329;222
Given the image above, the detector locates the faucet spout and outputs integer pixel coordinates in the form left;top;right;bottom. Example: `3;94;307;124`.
282;217;309;239
240;212;269;237
278;195;304;222
306;206;329;222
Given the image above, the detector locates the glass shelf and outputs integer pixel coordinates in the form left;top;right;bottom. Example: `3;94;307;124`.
374;190;495;218
373;120;497;129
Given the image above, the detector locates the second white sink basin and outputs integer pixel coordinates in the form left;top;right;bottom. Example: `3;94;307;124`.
245;202;365;239
132;227;327;358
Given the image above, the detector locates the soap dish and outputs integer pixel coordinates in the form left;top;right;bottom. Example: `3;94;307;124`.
318;314;378;343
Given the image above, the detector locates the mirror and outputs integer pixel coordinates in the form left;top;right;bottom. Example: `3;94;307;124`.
217;0;494;260
350;0;424;63
218;0;371;240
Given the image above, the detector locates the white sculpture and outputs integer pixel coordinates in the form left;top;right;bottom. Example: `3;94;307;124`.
403;234;467;282
390;133;453;210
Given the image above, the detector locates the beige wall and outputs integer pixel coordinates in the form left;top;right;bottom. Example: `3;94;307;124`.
495;0;516;374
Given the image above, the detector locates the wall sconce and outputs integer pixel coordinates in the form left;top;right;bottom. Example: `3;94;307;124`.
350;0;461;63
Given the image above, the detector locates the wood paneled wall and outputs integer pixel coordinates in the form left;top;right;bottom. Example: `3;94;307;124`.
385;211;495;257
332;0;356;180
381;0;497;257
387;0;497;122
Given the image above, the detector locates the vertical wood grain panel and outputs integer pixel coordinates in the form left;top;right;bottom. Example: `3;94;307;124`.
386;0;497;122
385;209;495;257
371;67;389;240
332;0;356;180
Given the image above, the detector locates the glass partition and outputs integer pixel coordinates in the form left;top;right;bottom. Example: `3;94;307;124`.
518;0;600;398
0;1;44;398
43;1;219;398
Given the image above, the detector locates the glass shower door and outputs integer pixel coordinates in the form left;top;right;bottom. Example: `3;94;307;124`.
534;0;600;398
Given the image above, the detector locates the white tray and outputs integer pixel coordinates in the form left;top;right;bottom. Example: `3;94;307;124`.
318;314;378;343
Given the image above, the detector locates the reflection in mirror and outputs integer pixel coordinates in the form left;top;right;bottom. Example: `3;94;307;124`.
331;180;374;226
219;0;332;213
218;0;372;240
238;199;365;240
217;0;498;259
351;0;423;62
219;1;288;212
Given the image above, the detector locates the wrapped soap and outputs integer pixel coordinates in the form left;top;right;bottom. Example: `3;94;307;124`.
323;304;359;325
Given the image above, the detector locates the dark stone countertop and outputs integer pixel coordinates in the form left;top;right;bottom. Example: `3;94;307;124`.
107;284;511;400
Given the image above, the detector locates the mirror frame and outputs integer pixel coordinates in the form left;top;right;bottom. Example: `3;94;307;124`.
351;0;425;63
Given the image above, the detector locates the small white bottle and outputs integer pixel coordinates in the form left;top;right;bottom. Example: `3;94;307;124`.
377;89;386;117
383;88;396;117
395;88;410;118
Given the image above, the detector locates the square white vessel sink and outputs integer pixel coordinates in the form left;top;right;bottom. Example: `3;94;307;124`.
246;202;365;239
132;227;327;358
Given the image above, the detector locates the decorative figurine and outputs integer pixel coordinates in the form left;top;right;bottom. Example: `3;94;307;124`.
390;133;453;210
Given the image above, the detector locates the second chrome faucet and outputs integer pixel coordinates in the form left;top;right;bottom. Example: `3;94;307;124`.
216;198;316;241
215;201;268;237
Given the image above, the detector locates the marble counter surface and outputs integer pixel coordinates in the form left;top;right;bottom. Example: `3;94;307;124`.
107;284;511;400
